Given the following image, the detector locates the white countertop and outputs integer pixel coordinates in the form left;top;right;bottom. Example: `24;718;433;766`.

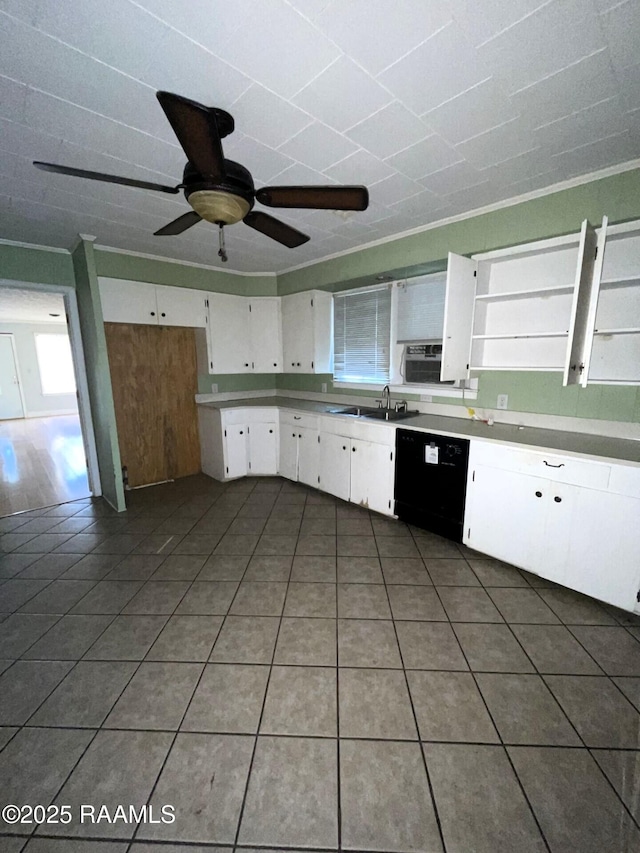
198;396;640;465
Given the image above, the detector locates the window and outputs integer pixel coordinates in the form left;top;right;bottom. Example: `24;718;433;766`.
396;273;446;342
333;285;391;384
35;334;77;395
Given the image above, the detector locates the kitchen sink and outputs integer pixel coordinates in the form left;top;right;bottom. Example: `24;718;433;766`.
329;405;420;421
361;408;421;421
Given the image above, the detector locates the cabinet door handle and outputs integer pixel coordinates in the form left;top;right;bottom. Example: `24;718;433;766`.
554;496;562;503
543;461;565;468
291;362;295;366
352;447;356;452
274;362;277;367
269;429;273;434
299;433;302;438
244;363;249;367
294;416;301;420
150;311;156;316
535;491;542;498
161;312;166;317
239;431;244;435
292;432;296;437
342;445;346;450
297;362;301;366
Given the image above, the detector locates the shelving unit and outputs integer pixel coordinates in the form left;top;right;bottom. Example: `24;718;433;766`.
585;224;640;385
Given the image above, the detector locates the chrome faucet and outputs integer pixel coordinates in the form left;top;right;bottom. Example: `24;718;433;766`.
382;384;391;410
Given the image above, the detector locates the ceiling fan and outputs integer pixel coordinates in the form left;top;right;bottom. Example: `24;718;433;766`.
33;91;369;262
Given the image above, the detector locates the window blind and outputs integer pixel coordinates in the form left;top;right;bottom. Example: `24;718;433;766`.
333;285;391;384
396;273;446;342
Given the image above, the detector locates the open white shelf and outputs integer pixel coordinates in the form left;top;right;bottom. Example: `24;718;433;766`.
474;284;574;302
472;331;568;341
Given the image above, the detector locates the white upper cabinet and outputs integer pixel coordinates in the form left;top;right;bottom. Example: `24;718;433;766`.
206;293;283;374
207;292;251;374
563;219;599;386
441;253;477;381
583;220;640;386
281;290;332;373
249;298;282;372
99;277;207;327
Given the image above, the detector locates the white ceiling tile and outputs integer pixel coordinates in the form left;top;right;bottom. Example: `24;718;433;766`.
346;101;431;159
443;180;506;214
616;61;640;112
388;188;446;219
481;147;563;187
292;56;393;132
449;0;550;47
425;77;519;145
265;162;331;188
478;0;606;94
0;73;30;122
0;172;47;203
0;118;64;163
456;118;538;169
214;0;340;100
503;168;564;196
324;149;394;186
386;135;462;180
599;0;640;71
285;0;333;22
419;160;486;196
34;0;251;112
315;0;452;75
0;1;43;25
378;22;490;115
231;84;313;148
510;49;619;126
369;172;423;206
553;130;638;178
277;121;358;171
534;97;630;155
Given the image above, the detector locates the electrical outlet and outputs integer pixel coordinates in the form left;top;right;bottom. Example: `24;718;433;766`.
497;394;508;410
420;394;433;402
321;382;328;393
211;383;219;394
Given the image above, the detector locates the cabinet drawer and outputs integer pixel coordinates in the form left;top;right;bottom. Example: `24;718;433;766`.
279;410;319;430
470;441;610;490
222;407;279;426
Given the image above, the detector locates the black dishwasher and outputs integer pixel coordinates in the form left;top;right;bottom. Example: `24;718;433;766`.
394;430;470;542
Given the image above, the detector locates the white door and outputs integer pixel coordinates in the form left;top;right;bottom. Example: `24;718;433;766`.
156;287;208;328
99;278;158;324
0;335;24;419
441;253;476;381
282;292;313;372
464;465;547;574
319;432;350;500
249;299;282;372
297;426;319;486
350;438;395;515
563;219;598;386
224;424;248;479
279;428;299;481
208;293;251;373
564;488;640;610
248;422;278;475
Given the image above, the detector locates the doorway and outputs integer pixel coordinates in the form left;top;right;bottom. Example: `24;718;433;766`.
0;283;99;516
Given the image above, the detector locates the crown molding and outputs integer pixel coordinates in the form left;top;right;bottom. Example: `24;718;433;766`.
92;244;277;277
0;238;70;254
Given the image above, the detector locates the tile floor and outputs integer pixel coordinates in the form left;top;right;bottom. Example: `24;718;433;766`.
1;474;640;852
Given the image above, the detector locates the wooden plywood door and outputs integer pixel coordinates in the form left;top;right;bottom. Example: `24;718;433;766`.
105;323;200;487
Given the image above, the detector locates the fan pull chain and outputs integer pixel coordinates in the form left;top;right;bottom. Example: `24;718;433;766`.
217;222;228;263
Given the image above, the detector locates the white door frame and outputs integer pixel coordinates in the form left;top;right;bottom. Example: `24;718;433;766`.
0;332;27;419
0;279;101;497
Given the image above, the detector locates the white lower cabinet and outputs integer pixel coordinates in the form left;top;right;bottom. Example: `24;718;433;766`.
318;422;395;516
464;441;640;611
278;412;320;486
199;407;278;480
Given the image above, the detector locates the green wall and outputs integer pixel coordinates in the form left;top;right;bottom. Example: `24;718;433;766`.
0;243;75;286
72;239;126;512
95;249;277;296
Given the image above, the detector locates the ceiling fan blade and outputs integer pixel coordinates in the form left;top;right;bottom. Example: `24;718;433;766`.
154;211;202;236
244;211;309;248
33;161;181;194
156;91;225;180
256;185;369;211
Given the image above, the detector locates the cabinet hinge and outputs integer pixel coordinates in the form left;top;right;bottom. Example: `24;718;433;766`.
390;452;393;462
205;298;209;308
595;247;598;259
311;361;314;369
473;270;477;277
226;466;229;474
317;435;320;443
247;427;250;434
224;429;227;437
248;461;251;469
318;475;320;483
472;469;475;482
210;361;213;370
249;304;252;312
311;298;314;307
467;527;471;539
637;589;640;603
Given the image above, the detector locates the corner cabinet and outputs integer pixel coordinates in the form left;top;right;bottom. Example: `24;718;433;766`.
464;440;640;611
99;277;208;328
281;290;333;373
444;216;640;386
198;406;279;480
205;294;283;374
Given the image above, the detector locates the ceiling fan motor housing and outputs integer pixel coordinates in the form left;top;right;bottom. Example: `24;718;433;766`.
183;160;254;225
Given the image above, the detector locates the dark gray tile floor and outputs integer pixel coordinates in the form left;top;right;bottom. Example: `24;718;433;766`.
1;473;640;852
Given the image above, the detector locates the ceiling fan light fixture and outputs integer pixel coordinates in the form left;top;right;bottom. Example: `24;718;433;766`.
187;189;251;225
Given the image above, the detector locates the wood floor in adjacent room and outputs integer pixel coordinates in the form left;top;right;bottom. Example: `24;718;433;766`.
0;415;91;516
